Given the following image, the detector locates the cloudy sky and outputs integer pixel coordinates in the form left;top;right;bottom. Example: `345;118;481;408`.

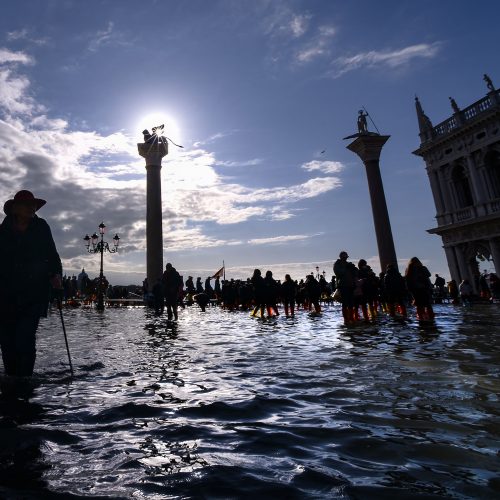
1;0;498;284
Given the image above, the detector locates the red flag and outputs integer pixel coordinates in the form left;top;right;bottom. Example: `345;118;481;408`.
211;266;224;279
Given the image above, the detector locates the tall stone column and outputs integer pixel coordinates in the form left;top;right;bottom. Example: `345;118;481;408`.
346;134;398;272
138;140;168;291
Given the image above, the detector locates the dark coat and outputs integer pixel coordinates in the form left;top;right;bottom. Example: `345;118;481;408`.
162;268;182;301
251;274;265;303
384;268;406;302
281;279;296;300
263;276;279;303
305;277;321;301
333;259;358;289
0;215;62;317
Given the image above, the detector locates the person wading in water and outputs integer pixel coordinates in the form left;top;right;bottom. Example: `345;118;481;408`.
334;251;358;324
0;190;62;384
162;263;182;321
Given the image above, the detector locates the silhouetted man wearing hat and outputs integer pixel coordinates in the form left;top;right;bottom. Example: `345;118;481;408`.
0;190;62;380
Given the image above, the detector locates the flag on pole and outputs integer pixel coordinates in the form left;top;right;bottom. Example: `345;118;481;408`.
211;266;224;279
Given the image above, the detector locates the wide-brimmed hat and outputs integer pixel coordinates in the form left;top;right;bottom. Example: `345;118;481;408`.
4;190;46;215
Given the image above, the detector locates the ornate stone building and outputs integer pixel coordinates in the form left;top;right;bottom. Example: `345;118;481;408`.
413;76;500;291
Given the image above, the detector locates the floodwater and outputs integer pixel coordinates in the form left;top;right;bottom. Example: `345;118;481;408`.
0;303;499;499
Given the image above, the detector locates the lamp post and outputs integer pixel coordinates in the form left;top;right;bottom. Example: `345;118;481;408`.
83;222;120;311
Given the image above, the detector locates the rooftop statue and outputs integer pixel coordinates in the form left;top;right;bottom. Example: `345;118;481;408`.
449;97;460;114
484;73;495;92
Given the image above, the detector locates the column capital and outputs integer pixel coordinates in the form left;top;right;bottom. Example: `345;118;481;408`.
345;134;390;163
137;142;168;166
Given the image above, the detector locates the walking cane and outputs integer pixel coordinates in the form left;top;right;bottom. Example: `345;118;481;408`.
57;296;74;377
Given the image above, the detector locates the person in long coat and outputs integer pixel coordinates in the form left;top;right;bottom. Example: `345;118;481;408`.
404;257;434;321
162;263;182;320
0;190;62;378
333;251;358;324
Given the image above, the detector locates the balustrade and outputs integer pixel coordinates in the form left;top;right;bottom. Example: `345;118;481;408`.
455;207;473;222
432;90;499;138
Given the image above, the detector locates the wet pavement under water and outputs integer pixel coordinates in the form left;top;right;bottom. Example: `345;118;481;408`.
0;303;499;499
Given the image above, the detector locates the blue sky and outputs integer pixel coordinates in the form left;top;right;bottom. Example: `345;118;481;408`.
1;0;498;284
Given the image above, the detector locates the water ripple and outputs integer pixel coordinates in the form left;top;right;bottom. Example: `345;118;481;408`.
0;303;498;497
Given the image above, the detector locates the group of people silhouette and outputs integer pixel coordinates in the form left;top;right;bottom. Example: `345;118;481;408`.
142;251;496;325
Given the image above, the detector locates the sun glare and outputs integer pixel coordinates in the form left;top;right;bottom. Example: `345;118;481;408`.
135;112;182;149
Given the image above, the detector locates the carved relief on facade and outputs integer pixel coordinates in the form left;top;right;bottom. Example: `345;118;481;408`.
439;220;500;246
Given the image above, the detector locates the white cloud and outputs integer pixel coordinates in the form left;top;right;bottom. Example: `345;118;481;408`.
331;42;441;77
163;225;242;251
290;14;311;37
31;115;68;131
217;158;262;167
302;160;344;175
6;29;29;41
250;177;341;203
296;46;326;63
6;29;49;46
295;24;336;64
0;48;34;65
193;131;237;147
88;22;129;52
248;233;321;245
0;70;35;115
0;49;37;116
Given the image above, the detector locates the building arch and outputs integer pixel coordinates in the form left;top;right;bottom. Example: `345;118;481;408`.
483;149;500;199
451;162;474;208
464;240;494;291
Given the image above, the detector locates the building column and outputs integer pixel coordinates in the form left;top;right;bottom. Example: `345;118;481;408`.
489;237;500;276
465;154;487;216
436;168;455;223
444;245;461;284
427;168;445;215
454;244;470;283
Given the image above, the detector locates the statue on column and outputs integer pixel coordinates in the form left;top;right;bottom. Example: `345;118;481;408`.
357;110;369;134
143;124;183;148
142;129;154;143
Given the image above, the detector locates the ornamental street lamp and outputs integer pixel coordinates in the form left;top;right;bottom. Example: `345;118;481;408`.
83;222;120;311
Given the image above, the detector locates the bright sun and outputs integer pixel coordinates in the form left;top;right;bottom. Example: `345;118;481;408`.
135;112;182;147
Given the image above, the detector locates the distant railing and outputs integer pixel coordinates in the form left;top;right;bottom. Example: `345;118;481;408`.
432;90;500;138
